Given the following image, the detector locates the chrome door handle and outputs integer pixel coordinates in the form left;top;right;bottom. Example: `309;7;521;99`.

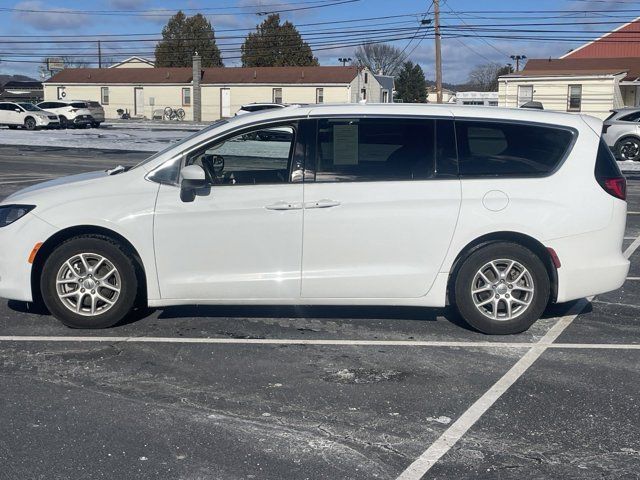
265;201;302;211
304;199;341;209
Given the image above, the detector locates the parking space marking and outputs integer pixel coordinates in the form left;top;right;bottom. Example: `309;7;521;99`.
397;230;640;480
395;299;590;480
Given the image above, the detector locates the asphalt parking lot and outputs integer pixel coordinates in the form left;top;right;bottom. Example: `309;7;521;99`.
0;144;639;479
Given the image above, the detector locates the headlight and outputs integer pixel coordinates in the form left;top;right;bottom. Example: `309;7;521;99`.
0;205;35;227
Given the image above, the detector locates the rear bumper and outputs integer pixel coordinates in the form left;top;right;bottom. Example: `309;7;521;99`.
549;201;629;303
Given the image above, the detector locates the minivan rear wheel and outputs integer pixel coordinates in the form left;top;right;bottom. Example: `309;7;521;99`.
41;235;138;329
452;242;550;334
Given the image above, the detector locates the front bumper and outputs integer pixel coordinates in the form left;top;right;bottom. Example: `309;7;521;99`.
0;213;57;302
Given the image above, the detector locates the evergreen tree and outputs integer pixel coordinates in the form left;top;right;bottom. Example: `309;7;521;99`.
395;61;427;103
155;11;223;67
241;14;318;67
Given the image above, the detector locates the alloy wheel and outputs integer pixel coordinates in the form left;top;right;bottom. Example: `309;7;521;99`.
471;259;535;321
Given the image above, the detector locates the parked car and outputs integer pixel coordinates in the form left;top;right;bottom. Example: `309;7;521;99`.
235;103;287;116
0;102;59;130
0;104;628;334
37;100;104;128
602;108;640;161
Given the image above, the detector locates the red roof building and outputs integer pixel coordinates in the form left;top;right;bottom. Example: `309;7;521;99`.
561;16;640;59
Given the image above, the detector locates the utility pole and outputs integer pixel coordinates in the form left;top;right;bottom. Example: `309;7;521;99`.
434;0;443;103
98;40;102;68
510;54;526;72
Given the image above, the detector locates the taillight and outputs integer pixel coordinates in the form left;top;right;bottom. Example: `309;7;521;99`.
602;177;626;200
595;139;626;200
602;124;610;133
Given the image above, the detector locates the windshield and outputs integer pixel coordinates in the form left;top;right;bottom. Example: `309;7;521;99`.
19;103;41;112
132;119;229;169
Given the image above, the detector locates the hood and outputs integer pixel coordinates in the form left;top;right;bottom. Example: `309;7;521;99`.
3;170;108;204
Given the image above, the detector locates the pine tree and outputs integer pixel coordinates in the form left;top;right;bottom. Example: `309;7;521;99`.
241;14;318;67
155;11;223;67
395;61;427;103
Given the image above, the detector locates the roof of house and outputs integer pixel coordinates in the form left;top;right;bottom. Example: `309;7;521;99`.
2;80;42;89
109;56;155;68
374;74;394;92
46;66;361;85
561;16;640;59
503;57;640;81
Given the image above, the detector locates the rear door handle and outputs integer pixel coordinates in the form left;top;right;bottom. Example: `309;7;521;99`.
265;201;303;211
304;199;341;209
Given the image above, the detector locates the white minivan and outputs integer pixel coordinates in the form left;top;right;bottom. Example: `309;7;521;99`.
0;104;629;334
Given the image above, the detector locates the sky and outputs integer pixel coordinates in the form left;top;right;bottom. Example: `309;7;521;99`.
0;0;638;83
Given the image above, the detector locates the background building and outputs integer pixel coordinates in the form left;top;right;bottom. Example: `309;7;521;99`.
43;65;391;121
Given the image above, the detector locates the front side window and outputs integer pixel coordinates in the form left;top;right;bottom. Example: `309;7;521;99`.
567;85;582;112
517;85;533;106
182;87;191;106
184;124;297;186
455;120;575;177
314;118;435;182
101;87;109;105
272;88;283;104
18;103;40;111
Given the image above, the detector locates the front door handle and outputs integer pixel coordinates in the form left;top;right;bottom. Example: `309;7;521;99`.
304;199;341;209
265;201;303;211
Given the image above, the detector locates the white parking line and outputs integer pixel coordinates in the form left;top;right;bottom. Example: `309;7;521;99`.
0;335;638;349
395;299;589;480
397;231;640;479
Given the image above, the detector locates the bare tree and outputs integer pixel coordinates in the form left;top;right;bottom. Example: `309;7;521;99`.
61;56;91;68
353;43;406;76
466;62;513;91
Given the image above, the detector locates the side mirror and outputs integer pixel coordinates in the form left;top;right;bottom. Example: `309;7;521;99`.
180;164;209;202
15;108;21;112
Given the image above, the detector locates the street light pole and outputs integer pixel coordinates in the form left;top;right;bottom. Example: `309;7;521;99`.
510;55;526;72
338;57;352;67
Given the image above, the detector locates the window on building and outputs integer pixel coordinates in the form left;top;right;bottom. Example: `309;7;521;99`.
316;88;324;103
382;90;389;103
361;88;367;100
314;118;435;182
184;124;296;186
567;85;582;112
272;88;283;104
364;72;368;84
182;87;191;106
455;120;575;177
101;87;109;105
517;85;533;106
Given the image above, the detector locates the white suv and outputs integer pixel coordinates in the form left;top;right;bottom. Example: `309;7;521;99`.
0;102;60;130
0;104;629;334
36;100;101;128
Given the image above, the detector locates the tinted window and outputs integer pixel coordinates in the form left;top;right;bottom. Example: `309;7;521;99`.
455;121;574;176
19;103;40;111
0;104;8;111
595;138;622;179
619;111;640;122
314;118;435;182
87;101;101;108
71;102;87;108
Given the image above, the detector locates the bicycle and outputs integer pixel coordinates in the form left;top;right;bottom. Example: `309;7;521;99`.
163;107;186;121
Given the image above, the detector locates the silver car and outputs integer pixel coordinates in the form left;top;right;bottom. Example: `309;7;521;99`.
602;108;640;161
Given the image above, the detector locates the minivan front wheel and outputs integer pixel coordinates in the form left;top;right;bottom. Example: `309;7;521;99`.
452;242;550;334
41;236;138;328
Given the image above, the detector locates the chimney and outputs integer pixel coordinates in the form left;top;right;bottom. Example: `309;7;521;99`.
192;52;202;122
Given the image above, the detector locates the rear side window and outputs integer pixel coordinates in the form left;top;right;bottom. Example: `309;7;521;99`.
455;121;574;177
70;102;87;108
595;138;622;178
619;111;640;122
314;118;435;182
87;101;101;108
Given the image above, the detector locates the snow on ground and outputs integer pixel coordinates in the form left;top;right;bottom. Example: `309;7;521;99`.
0;125;197;152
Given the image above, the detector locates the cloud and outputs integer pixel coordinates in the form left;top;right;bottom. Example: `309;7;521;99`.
12;1;91;31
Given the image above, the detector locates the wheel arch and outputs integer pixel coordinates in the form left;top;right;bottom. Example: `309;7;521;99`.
31;225;148;307
447;231;558;303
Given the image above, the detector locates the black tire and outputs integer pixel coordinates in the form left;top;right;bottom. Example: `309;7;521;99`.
24;117;37;130
59;116;68;129
452;242;550;335
615;136;640;161
40;235;139;329
92;122;101;128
